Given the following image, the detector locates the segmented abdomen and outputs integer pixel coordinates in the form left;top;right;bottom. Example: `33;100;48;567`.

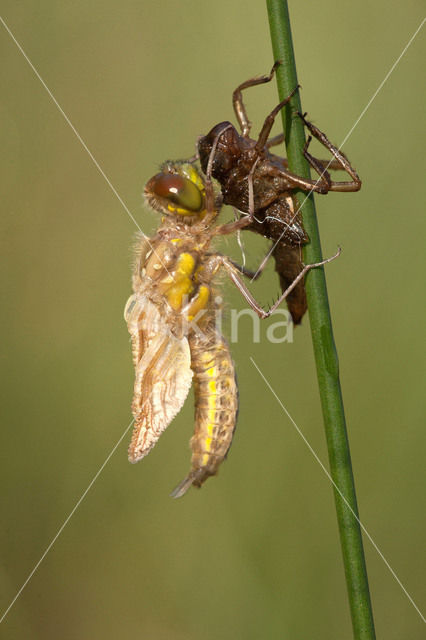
170;328;238;498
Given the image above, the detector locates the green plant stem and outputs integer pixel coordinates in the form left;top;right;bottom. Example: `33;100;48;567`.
266;2;376;638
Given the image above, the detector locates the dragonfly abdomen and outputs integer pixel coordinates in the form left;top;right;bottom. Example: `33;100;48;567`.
170;331;238;498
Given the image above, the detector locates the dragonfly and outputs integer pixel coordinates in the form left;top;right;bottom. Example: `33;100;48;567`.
198;62;361;324
124;160;339;497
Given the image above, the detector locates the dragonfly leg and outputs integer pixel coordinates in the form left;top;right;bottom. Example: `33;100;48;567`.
233;61;280;137
255;85;299;152
220;248;341;319
298;112;361;191
303;136;332;189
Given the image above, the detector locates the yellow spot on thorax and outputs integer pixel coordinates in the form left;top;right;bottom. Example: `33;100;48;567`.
163;252;196;310
175;252;195;276
186;285;210;320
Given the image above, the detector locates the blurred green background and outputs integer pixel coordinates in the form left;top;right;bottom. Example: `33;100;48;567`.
1;2;425;638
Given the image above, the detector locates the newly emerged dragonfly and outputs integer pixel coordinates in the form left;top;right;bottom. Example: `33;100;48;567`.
198;63;361;324
124;161;339;497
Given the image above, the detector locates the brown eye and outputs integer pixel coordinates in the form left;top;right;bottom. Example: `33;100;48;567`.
151;173;203;212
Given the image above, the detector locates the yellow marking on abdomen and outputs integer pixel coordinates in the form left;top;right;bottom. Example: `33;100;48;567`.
184;333;238;491
202;373;219;457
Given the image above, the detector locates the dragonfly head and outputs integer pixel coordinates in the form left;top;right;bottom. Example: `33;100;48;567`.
144;162;213;223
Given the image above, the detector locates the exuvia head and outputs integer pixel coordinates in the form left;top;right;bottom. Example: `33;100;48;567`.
198;122;242;181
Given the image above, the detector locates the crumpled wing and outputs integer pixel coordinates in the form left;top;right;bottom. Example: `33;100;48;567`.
124;293;193;463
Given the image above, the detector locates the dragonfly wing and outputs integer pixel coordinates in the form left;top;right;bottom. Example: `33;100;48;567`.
124;293;193;462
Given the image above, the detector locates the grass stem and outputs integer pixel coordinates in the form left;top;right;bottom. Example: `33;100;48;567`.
266;2;376;638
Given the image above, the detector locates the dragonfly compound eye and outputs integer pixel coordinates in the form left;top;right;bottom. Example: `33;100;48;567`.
151;173;203;214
